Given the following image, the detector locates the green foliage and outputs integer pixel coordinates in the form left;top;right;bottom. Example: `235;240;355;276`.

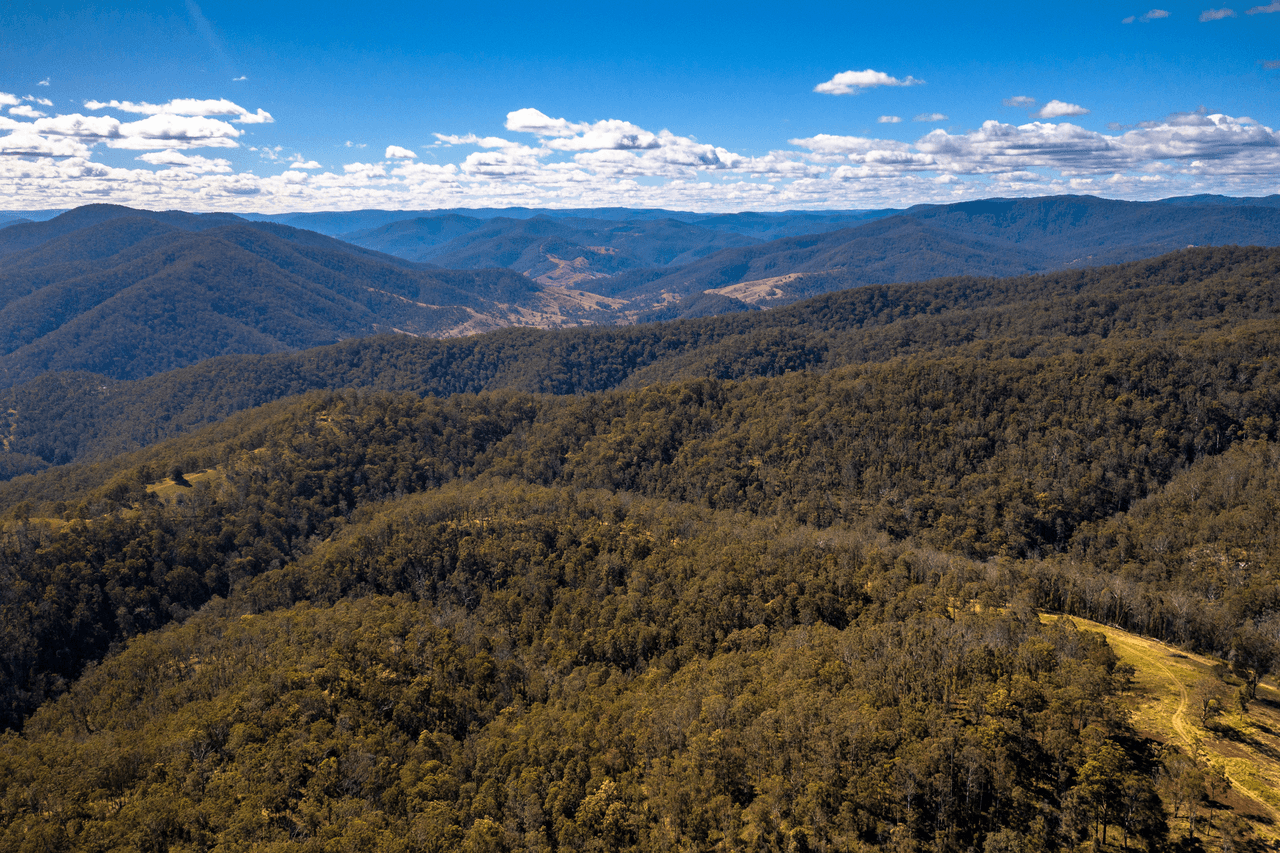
1;484;1143;852
1;240;1279;849
3;244;1278;474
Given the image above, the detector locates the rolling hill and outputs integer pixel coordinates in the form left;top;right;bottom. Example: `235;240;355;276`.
1;243;1276;479
330;195;1280;312
1;236;1279;849
605;195;1280;307
0;209;621;389
341;215;760;285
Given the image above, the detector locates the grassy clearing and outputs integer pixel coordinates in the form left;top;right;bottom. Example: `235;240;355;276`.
145;467;225;504
1045;613;1280;846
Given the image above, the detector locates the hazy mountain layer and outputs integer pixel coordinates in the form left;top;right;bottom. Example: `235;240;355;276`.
0;210;613;389
2;238;1278;849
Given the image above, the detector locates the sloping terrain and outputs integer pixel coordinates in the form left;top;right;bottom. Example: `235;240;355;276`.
1046;615;1280;846
344;214;759;284
610;195;1280;307
1;243;1276;475
0;210;617;389
332;195;1280;312
0;235;1278;849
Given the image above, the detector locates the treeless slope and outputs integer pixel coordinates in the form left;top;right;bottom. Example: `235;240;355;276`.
1045;614;1280;844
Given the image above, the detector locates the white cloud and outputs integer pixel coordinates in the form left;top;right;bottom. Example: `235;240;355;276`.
137;150;233;172
544;119;661;151
108;114;243;149
505;108;589;137
31;113;123;138
995;171;1045;183
1004;96;1036;108
9;105;45;118
344;162;387;176
878;115;903;123
385;145;417;159
434;133;521;149
0;93;19;107
5;101;1279;214
913;113;1279;180
233;76;247;81
0;130;91;157
789;134;913;156
1125;8;1170;20
85;98;272;124
914;113;948;122
1036;100;1090;118
813;69;922;95
29;97;53;107
1200;7;1237;18
1247;1;1280;11
36;78;50;86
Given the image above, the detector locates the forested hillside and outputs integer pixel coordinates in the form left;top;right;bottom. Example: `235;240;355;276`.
0;210;613;389
0;239;1278;850
3;244;1276;476
604;195;1280;306
4;198;1279;403
330;195;1280;308
343;215;758;283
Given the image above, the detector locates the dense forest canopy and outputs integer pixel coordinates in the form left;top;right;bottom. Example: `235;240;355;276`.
2;244;1277;479
0;236;1278;850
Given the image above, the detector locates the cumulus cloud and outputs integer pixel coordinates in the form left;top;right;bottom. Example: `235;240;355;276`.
1124;8;1170;21
138;150;233;172
5;99;1279;215
913;113;1278;180
385;145;417;159
1247;1;1280;11
85;98;272;123
0;131;91;157
233;75;247;81
544;119;661;152
0;93;19;107
37;78;50;86
109;115;243;149
878;116;903;123
1004;96;1036;108
0;108;243;152
29;96;53;107
1037;100;1090;118
814;69;922;95
505;108;589;137
1200;7;1237;19
914;113;948;122
789;134;912;156
434;133;521;149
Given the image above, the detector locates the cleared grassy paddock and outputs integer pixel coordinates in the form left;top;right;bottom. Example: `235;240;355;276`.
1045;613;1280;846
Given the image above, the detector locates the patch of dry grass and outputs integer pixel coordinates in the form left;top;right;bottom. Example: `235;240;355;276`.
1045;613;1280;845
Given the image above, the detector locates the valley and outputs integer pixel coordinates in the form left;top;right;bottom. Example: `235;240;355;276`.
0;197;1278;851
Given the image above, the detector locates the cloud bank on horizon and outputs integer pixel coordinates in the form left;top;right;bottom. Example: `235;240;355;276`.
0;93;1277;212
1;0;1278;213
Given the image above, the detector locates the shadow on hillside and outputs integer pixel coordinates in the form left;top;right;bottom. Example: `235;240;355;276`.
1216;721;1280;764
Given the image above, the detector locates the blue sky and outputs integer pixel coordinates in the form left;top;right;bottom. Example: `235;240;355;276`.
2;1;1278;212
